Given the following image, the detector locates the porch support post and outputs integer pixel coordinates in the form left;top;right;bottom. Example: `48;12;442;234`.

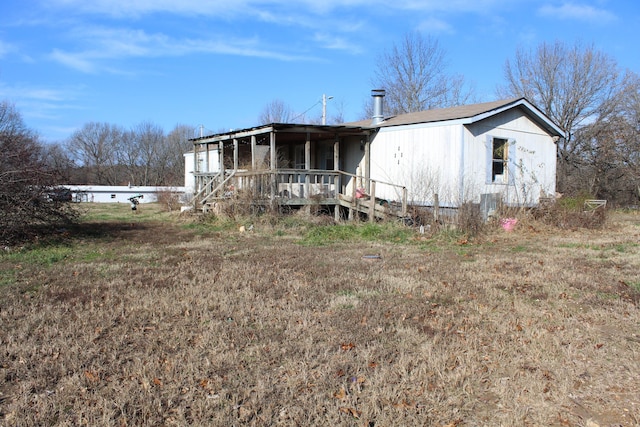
219;140;225;178
305;132;311;212
203;143;208;173
334;136;340;221
193;142;198;209
369;180;376;223
233;138;238;171
364;134;371;193
270;131;277;200
251;135;257;169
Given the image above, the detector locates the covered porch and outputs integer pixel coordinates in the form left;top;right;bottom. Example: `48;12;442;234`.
189;123;407;221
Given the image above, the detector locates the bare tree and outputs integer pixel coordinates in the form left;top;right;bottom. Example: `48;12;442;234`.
66;122;125;185
370;31;473;116
498;40;621;194
163;124;196;185
41;142;77;183
571;71;640;204
1;100;77;245
259;99;294;124
130;121;166;186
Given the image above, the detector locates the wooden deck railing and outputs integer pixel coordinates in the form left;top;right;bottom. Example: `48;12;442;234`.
192;169;407;220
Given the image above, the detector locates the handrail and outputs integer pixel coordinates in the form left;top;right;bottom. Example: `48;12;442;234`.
200;170;236;204
192;171;221;201
334;170;406;194
192;168;408;217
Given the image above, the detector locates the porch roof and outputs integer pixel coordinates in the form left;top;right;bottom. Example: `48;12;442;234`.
190;123;372;145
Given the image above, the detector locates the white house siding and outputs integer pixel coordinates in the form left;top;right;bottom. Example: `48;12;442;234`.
368;123;463;206
366;108;556;208
183;149;220;195
341;135;367;196
68;185;187;203
464;109;556;206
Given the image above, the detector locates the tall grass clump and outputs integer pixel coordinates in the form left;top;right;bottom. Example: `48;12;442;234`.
535;193;607;229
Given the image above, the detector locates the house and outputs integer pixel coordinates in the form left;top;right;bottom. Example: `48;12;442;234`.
68;185;187;204
188;91;563;221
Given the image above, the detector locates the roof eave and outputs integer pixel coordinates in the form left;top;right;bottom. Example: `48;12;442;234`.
465;98;565;138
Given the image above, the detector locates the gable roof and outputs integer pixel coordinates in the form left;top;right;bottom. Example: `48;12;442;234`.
346;98;565;138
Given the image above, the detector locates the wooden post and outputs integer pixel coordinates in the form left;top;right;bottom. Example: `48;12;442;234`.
434;193;440;224
193;143;198;209
369;180;376;223
219;140;225;173
233;138;238;171
270;132;276;200
402;187;408;216
251;135;257;170
364;136;371;193
349;181;357;221
334;174;340;222
305;132;311;213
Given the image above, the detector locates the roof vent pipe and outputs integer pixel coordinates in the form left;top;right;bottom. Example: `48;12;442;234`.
371;89;385;125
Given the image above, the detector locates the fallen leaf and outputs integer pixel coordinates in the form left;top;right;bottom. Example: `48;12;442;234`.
334;387;346;400
84;370;99;382
339;407;361;418
393;399;414;409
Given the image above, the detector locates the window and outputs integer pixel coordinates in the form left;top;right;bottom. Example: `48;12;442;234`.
492;137;508;183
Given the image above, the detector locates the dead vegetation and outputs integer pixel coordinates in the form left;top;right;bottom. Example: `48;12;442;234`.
0;204;639;426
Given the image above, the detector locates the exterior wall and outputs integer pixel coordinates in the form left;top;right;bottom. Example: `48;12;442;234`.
183;149;220;194
464;109;557;206
341;135;367;195
367;109;557;207
368;122;462;206
67;185;187;204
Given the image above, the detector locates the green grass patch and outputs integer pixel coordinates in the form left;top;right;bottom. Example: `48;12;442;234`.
0;245;76;287
299;222;411;246
628;282;640;293
79;203;174;223
1;245;74;267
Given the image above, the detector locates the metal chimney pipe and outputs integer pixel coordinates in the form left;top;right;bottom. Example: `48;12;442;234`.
371;89;385;125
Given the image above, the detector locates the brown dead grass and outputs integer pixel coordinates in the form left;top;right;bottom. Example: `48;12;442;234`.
1;208;639;426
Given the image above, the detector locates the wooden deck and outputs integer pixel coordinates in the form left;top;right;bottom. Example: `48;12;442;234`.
192;169;407;221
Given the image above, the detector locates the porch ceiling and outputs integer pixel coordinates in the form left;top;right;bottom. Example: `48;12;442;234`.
191;123;371;145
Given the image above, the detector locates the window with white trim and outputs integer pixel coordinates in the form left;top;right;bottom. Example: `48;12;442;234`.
492;137;508;183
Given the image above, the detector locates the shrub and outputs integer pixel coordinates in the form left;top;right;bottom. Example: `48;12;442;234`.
534;195;607;229
155;189;183;212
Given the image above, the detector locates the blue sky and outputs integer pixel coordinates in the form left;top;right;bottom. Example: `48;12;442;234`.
1;0;638;143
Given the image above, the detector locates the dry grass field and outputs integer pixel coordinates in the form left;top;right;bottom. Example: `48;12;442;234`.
1;203;639;426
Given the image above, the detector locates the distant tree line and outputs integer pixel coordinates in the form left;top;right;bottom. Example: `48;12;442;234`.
61;122;196;187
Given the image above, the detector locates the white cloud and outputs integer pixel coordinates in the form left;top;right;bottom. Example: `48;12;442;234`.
417;17;456;35
0;40;15;58
49;49;97;73
313;32;364;53
46;0;521;18
0;82;81;126
47;26;318;73
538;3;616;24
